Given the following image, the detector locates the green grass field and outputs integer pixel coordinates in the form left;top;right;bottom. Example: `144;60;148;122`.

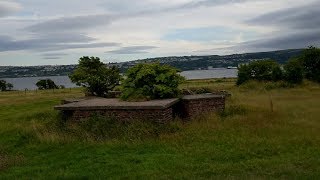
1;79;320;179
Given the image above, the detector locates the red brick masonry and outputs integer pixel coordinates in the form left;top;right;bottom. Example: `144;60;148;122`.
54;94;225;123
177;94;225;120
70;108;173;123
55;98;178;123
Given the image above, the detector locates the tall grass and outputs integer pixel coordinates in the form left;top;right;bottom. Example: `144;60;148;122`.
1;79;320;178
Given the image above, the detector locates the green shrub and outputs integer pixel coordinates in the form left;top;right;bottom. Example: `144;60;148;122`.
284;58;303;84
237;60;283;85
237;64;251;85
0;80;13;91
69;56;121;97
36;79;59;90
300;46;320;82
271;65;283;81
121;63;185;101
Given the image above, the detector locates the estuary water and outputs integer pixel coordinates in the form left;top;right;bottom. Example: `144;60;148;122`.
2;68;237;90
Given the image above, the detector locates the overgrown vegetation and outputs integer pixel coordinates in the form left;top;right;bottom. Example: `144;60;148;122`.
237;60;284;85
69;56;121;97
57;114;180;142
35;79;59;90
237;46;320;86
121;63;185;101
0;80;13;91
283;58;304;84
1;80;320;178
300;46;320;82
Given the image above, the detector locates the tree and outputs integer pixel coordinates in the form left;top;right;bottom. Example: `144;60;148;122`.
0;80;7;91
36;79;59;90
284;58;303;84
6;83;13;90
236;60;283;85
121;63;185;101
300;46;320;82
236;64;251;85
271;65;283;82
69;56;121;97
0;80;14;91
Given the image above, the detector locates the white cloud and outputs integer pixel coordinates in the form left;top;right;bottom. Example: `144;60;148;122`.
0;1;21;17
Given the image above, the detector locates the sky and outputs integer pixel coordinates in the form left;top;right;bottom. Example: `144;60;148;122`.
0;0;319;66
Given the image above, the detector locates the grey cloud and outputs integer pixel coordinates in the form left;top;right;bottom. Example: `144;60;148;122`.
25;0;247;34
0;34;120;52
103;0;247;14
27;33;95;44
43;42;119;52
0;1;21;17
237;1;320;52
247;1;320;30
242;30;320;50
43;57;61;60
210;30;320;54
107;46;157;54
42;52;68;60
25;14;116;33
42;52;68;57
176;0;247;9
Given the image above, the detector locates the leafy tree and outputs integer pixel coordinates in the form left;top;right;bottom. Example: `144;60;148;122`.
0;80;7;91
237;60;283;85
36;79;59;90
271;65;283;81
0;80;14;91
236;64;251;85
121;63;185;101
284;58;303;84
6;82;13;90
69;56;121;97
300;46;320;82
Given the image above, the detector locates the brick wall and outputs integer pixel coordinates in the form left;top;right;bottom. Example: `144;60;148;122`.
63;107;173;124
58;94;226;123
177;95;225;120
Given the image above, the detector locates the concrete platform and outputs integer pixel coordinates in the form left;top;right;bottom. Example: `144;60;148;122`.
54;98;180;110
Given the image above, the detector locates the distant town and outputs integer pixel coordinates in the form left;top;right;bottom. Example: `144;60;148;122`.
0;49;302;78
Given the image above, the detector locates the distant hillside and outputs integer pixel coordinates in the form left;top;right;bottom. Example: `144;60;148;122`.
0;49;303;78
114;49;303;72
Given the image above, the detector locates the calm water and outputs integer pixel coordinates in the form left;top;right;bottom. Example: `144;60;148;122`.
2;68;237;90
180;68;237;80
2;76;78;90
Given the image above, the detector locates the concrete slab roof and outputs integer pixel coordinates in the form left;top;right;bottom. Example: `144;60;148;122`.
182;94;225;100
54;98;180;110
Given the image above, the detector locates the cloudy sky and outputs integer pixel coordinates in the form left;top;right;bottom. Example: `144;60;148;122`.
0;0;319;65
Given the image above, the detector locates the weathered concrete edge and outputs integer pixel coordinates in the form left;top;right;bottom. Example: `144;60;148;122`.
181;94;225;101
54;98;180;111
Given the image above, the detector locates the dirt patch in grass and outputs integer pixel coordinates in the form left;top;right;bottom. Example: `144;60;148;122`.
0;150;24;171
